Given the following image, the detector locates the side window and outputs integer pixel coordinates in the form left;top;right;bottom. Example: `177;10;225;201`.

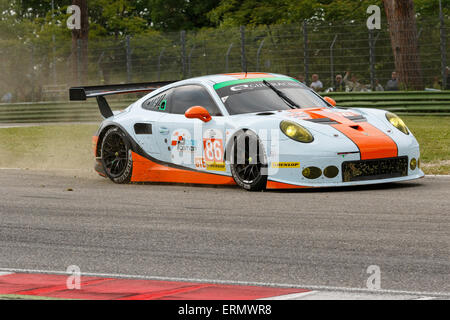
142;89;171;112
170;85;222;116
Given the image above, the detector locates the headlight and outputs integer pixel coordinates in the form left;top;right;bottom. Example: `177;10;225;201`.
385;112;409;135
410;158;417;170
280;121;314;143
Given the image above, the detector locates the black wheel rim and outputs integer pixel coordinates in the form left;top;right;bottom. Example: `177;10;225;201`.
103;132;128;177
234;136;262;184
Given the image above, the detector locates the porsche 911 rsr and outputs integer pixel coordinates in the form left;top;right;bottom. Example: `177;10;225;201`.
69;72;424;191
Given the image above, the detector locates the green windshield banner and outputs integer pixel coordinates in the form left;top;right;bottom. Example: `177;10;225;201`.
213;77;299;90
214;78;304;99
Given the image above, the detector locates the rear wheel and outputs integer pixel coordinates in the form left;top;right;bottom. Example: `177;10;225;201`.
101;127;133;184
230;131;267;191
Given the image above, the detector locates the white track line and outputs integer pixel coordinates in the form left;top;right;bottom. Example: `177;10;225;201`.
260;291;317;300
425;174;450;178
414;296;436;300
0;267;449;299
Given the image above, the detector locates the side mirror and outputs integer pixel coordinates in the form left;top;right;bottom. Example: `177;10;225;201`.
323;96;337;107
185;106;212;122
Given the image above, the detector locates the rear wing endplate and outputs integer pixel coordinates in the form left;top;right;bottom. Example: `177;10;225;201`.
69;81;175;118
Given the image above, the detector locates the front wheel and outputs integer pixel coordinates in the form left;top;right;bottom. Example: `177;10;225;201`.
101;127;133;184
229;131;267;191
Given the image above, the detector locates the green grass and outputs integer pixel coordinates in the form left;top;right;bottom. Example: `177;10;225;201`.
403;116;450;174
0;117;448;174
0;124;98;170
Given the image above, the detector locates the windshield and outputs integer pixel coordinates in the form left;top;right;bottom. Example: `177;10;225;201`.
214;79;329;115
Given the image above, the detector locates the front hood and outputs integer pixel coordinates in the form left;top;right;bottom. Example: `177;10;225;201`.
285;107;398;160
231;107;399;161
230;107;365;123
277;107;365;123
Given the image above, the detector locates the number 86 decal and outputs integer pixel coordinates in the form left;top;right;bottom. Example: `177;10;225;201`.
203;138;223;163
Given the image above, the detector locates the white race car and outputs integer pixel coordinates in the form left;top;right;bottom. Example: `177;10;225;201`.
70;72;424;191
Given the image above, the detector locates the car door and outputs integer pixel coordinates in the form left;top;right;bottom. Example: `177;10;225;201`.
134;89;172;157
156;84;226;172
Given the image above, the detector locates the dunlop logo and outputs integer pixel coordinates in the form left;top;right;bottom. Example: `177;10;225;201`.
271;162;300;168
206;162;226;171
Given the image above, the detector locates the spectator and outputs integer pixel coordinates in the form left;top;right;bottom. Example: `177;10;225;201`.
343;71;362;92
296;74;306;84
446;67;450;90
310;74;323;92
334;74;345;92
386;71;399;91
358;80;371;92
375;79;384;91
432;76;441;90
1;92;12;103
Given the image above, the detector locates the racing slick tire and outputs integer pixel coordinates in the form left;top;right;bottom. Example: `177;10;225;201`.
230;130;268;191
100;127;133;184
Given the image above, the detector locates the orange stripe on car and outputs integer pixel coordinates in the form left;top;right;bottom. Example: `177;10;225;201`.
266;180;310;189
92;136;99;156
130;152;236;185
302;108;397;160
331;122;398;160
302;108;356;123
222;72;273;79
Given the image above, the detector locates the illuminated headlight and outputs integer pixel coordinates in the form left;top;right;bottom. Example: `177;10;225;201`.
385;112;409;135
280;121;314;143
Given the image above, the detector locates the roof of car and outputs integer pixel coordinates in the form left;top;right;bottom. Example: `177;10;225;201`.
135;72;300;104
186;72;293;85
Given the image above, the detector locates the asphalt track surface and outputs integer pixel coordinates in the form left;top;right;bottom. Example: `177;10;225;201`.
0;169;449;296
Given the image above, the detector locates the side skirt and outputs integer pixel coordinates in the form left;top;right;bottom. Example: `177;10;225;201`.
130;152;236;185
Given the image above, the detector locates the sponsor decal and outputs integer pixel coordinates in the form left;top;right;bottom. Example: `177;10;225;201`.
271;162;300;168
286;110;312;120
203;129;224;164
230;84;252;92
194;157;207;170
171;129;197;153
215;79;302;97
206;162;226;171
326;109;359;117
229;81;301;92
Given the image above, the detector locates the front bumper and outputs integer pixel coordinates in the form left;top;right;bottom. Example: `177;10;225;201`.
267;171;424;188
266;143;424;188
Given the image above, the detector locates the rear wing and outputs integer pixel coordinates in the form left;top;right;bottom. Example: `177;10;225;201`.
69;81;176;118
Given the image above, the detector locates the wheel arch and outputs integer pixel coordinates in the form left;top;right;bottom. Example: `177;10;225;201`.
224;128;266;163
225;128;251;162
95;124;121;158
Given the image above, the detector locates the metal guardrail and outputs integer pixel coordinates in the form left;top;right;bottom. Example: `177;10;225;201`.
0;91;449;123
0;100;131;123
326;91;450;115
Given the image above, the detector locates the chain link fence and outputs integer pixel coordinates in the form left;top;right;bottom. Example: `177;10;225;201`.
0;18;448;102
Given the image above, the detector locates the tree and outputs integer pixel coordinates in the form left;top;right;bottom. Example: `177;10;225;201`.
146;0;218;31
88;0;148;37
207;0;384;27
383;0;423;90
71;0;88;85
